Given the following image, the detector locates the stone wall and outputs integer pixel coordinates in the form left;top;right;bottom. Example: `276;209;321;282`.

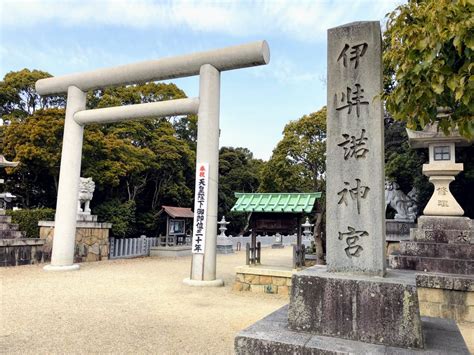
39;215;111;262
417;273;473;323
233;266;294;296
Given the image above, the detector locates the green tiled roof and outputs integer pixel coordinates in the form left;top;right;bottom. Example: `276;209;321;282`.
231;192;322;213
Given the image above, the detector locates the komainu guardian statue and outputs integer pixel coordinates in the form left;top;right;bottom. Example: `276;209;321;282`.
78;177;95;214
385;181;418;221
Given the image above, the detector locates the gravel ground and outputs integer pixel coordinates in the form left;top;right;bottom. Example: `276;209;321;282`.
1;248;290;354
1;248;472;354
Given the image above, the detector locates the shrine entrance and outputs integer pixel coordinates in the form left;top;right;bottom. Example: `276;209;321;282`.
231;192;321;295
231;192;321;268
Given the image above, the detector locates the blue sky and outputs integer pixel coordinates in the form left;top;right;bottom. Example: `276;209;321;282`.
0;0;403;160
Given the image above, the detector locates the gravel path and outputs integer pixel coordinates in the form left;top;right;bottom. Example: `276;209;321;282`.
1;248;290;354
2;248;472;354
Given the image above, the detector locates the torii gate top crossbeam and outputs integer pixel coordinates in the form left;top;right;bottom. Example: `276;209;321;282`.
36;40;269;95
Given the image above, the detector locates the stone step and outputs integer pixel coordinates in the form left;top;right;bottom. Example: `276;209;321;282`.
389;255;473;275
399;241;474;259
417;216;472;231
411;228;473;244
0;230;24;239
0;215;12;223
0;223;19;231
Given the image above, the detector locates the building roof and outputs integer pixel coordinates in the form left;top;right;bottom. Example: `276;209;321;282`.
231;192;322;213
160;206;194;219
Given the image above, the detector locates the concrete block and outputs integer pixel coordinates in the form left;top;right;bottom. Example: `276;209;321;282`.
236;273;245;283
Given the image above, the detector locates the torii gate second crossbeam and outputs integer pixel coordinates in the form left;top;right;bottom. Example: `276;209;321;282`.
36;41;270;286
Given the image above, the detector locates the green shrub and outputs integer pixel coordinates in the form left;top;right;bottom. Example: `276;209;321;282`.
6;208;55;238
95;199;136;238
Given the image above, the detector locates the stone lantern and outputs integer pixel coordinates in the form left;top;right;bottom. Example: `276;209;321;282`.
216;216;233;254
406;121;471;216
301;217;314;240
0;155;19;213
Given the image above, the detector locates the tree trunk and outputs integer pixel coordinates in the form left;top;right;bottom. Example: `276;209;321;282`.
313;206;325;265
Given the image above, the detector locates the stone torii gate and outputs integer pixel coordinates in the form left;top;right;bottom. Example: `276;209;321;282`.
36;41;270;286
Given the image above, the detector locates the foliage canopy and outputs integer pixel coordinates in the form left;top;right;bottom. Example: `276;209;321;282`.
383;0;474;138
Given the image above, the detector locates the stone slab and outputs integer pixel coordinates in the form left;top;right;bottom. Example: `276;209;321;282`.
0;223;19;230
417;216;472;231
38;220;112;229
0;238;45;246
400;241;473;259
235;305;470;354
390;255;473;275
235;265;297;278
386;220;416;242
416;272;474;292
288;267;423;348
326;21;385;276
412;228;473;244
0;230;24;239
0;215;12;223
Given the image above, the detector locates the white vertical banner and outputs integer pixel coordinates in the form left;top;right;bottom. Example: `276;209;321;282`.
192;162;209;254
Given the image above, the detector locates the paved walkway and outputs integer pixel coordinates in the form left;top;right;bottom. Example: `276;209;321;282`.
1;247;472;354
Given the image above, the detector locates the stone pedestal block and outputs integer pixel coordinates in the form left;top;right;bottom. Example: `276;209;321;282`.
39;215;112;262
216;236;234;254
386;219;415;242
390;216;473;274
288;267;423;348
235;306;470;354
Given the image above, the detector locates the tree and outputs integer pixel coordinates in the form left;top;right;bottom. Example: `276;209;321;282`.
260;107;327;263
1;108;65;207
218;147;263;234
0;69;64;120
0;69;198;238
383;0;474;138
260;107;326;193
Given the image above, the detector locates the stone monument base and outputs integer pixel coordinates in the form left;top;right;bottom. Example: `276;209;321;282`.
390;216;473;274
216;236;234;254
288;267;423;348
39;214;112;262
235;305;469;354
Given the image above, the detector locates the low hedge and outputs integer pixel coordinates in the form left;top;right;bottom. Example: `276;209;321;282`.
6;208;55;238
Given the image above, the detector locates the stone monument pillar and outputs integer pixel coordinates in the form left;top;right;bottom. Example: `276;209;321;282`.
326;22;385;275
235;22;469;354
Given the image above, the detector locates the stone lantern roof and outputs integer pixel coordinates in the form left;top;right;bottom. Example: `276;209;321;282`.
406;123;472;149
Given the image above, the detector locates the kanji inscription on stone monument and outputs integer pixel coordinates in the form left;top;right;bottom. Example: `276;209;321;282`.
327;22;385;275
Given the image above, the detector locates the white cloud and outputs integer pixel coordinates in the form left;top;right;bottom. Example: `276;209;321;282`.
1;0;405;42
